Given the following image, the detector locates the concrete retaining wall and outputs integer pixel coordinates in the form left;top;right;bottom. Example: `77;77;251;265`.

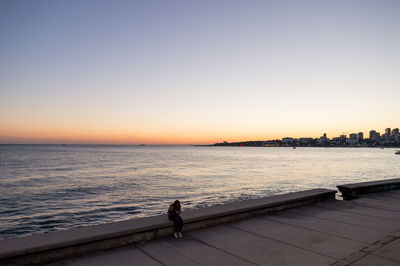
337;178;400;200
0;188;335;266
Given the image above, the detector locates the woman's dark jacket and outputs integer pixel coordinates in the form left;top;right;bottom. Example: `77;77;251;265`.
168;204;181;219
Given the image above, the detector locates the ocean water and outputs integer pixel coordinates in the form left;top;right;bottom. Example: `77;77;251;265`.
0;145;399;239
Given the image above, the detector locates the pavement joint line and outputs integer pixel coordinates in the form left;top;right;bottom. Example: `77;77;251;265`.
157;239;204;266
330;247;371;266
295;204;400;224
351;201;400;214
315;204;400;222
252;216;367;245
331;235;399;266
259;216;370;245
184;232;259;266
287;209;395;233
361;197;400;205
136;245;166;266
227;223;337;260
391;231;400;238
373;253;400;263
354;199;400;212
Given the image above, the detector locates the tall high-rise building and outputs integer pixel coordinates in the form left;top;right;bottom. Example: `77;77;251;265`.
358;132;363;140
392;128;400;142
384;128;391;141
369;130;376;140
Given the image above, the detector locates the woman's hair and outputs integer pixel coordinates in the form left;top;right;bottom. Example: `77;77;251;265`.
173;200;180;207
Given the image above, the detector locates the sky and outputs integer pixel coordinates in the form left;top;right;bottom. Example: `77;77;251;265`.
1;0;399;144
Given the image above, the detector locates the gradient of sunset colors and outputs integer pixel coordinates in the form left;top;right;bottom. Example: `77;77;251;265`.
1;0;399;144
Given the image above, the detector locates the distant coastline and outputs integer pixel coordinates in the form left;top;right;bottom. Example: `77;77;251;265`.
212;127;400;148
210;142;400;148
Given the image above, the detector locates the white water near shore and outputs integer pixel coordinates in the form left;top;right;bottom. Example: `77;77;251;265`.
0;145;399;239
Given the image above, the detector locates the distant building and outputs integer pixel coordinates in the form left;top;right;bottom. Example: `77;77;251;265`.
369;130;380;142
299;138;314;146
369;130;376;140
331;137;345;145
317;133;329;145
282;137;294;144
375;132;381;142
392;128;400;142
349;133;357;139
357;132;363;140
348;133;359;145
384;128;392;141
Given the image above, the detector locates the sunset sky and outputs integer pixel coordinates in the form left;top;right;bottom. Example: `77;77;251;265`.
1;0;399;144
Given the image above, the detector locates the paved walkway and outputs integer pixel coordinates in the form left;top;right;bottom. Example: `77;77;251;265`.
56;190;400;266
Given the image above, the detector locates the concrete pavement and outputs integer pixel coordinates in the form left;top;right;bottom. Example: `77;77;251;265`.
57;189;400;266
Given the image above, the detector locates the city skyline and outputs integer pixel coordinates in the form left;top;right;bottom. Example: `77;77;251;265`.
1;1;400;145
286;127;400;141
215;126;400;147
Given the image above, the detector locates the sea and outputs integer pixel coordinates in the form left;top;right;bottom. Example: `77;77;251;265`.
0;144;399;239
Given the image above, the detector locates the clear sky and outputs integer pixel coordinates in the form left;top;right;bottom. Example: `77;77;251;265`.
1;0;399;144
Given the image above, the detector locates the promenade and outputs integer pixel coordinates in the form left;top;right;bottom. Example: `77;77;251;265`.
1;180;400;266
58;189;400;265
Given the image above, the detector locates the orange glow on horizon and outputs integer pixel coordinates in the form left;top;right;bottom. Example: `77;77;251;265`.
0;126;354;145
1;118;396;145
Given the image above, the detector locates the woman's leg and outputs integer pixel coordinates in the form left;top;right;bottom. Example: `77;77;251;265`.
177;215;183;232
170;216;179;232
